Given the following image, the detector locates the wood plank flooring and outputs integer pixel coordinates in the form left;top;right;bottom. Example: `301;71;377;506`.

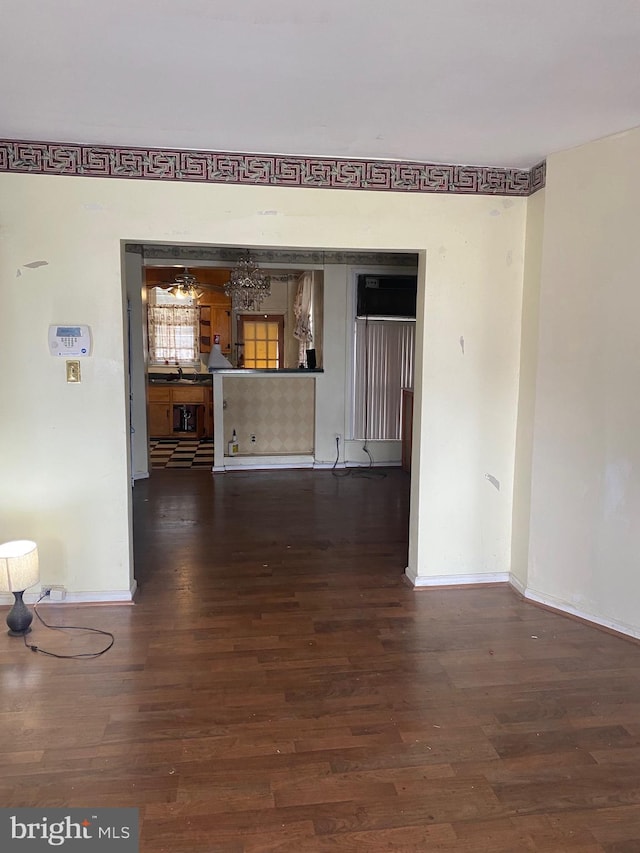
2;468;640;851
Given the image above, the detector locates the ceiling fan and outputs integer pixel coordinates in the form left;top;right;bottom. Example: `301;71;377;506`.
150;267;229;300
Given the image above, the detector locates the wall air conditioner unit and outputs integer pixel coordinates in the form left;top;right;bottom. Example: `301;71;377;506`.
356;274;417;318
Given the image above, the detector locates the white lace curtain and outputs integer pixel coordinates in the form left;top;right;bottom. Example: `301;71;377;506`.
293;272;314;366
148;305;199;363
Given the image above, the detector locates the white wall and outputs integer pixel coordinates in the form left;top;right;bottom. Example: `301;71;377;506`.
0;173;526;596
408;198;527;584
527;126;640;635
124;249;149;481
315;264;351;465
510;188;545;589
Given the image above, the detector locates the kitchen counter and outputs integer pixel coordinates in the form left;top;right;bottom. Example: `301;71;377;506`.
149;370;322;383
210;371;318;470
148;373;212;385
210;368;323;375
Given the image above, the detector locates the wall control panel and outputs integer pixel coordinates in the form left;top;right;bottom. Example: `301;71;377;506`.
48;325;92;356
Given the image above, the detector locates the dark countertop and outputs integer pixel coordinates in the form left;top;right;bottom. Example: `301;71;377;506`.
148;372;212;385
149;369;323;384
209;368;323;375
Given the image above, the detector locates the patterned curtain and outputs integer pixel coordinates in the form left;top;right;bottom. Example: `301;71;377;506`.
293;272;314;366
148;305;200;363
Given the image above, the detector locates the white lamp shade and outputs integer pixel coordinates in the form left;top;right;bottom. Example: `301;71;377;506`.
0;540;39;592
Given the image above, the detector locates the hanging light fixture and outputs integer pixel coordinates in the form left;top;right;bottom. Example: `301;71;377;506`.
224;254;271;311
167;269;204;300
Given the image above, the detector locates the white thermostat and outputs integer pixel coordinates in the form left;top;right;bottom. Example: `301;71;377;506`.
48;324;92;356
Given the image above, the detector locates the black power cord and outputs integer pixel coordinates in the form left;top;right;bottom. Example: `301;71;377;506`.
331;435;350;478
21;593;115;659
331;435;387;480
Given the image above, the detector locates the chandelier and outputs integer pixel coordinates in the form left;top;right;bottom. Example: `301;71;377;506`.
167;269;203;300
224;255;271;311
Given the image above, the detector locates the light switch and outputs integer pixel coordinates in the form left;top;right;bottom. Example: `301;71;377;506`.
66;360;81;383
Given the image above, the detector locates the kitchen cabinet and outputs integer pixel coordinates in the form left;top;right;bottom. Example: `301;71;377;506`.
210;305;232;356
199;302;232;357
148;384;213;438
147;387;171;437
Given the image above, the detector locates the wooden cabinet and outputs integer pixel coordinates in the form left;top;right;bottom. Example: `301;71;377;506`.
200;304;232;357
147;387;171;437
210;305;232;356
147;384;213;438
199;306;212;354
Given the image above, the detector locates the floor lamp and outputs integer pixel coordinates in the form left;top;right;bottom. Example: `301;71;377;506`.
0;540;39;636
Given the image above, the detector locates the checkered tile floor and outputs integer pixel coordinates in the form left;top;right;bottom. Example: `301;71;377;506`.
149;439;214;469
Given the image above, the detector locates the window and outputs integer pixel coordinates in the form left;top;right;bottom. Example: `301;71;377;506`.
147;289;200;365
353;318;415;440
238;315;284;368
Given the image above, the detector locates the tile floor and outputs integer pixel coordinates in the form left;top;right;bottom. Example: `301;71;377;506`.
149;439;214;469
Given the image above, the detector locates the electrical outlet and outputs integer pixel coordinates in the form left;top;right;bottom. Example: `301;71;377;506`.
250;434;256;443
334;433;343;444
41;584;66;601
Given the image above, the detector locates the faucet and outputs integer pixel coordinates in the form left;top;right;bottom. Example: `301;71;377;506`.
177;366;183;379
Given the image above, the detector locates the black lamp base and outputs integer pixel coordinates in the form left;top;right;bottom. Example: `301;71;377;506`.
6;590;33;636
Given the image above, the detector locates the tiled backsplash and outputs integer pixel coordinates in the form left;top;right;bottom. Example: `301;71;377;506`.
223;376;315;455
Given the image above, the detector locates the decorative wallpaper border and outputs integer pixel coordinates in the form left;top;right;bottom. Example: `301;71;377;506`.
0;139;545;197
129;244;419;267
529;160;546;194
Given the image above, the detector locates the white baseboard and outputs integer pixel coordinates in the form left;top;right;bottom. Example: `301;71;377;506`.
508;574;527;596
522;586;640;641
313;461;401;470
0;580;137;606
406;568;640;641
223;454;315;471
406;569;510;588
345;460;402;468
215;457;398;472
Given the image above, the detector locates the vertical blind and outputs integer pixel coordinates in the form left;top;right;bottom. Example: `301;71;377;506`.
353;318;415;440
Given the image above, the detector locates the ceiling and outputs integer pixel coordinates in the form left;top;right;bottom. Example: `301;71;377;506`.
1;0;639;169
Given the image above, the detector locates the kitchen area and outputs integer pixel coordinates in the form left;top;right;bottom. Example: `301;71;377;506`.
124;244;416;480
143;254;324;471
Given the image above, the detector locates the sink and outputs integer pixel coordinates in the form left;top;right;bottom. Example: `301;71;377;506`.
149;376;211;385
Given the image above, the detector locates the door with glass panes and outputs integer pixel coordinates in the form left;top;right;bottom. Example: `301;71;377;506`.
237;315;284;368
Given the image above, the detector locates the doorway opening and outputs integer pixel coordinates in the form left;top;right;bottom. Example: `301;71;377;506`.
125;243;422;585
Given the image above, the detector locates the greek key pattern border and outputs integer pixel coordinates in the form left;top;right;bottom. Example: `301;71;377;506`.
0;139;545;196
131;244;418;267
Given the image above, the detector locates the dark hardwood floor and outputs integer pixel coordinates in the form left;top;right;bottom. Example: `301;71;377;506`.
2;468;640;851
